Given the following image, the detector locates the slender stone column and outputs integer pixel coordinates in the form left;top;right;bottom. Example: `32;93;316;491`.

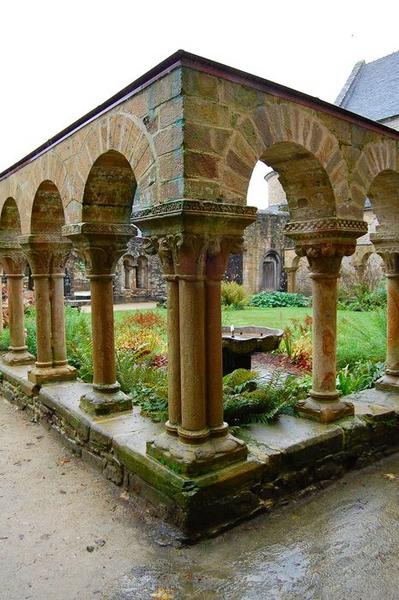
205;237;241;436
297;248;354;422
19;236;76;384
148;236;181;435
134;202;257;477
1;250;34;365
63;223;136;415
164;274;181;434
285;267;297;294
285;218;368;423
33;273;53;369
374;250;399;390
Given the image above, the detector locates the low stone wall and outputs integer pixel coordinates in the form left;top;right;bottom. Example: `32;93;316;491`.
2;363;399;541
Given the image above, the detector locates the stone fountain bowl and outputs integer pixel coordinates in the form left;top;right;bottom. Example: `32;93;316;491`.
222;326;284;355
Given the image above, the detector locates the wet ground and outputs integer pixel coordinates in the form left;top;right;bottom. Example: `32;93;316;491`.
2;396;399;600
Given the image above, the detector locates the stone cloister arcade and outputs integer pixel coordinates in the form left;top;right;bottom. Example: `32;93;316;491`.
2;51;399;531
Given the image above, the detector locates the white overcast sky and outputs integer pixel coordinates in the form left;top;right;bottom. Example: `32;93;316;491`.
1;0;399;208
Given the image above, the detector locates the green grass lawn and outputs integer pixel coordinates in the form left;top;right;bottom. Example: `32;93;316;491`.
111;305;387;368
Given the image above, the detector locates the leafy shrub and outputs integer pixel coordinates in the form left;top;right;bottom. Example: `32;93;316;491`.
337;360;385;396
131;366;168;421
338;282;386;311
283;316;313;371
221;282;248;309
222;369;310;425
250;291;310;308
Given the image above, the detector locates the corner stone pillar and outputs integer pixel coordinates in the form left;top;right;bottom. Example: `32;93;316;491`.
371;238;399;390
0;246;34;365
63;223;136;416
134;200;256;476
285;267;297;294
19;235;76;384
285;218;367;423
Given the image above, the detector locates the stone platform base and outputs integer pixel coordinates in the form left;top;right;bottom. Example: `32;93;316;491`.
2;360;399;541
28;364;77;385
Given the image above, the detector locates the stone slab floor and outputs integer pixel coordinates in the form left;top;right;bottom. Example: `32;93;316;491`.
2;397;399;600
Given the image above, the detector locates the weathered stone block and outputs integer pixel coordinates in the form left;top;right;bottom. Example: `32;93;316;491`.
154;125;183;157
185;97;230;127
158;96;183;129
182;69;219;100
185;151;220;179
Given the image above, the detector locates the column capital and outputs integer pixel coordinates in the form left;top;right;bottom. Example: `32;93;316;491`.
0;241;27;275
18;234;71;275
62;222;136;276
371;234;399;276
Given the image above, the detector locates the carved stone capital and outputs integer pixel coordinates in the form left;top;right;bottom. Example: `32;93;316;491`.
19;235;72;275
296;241;354;276
62;222;136;276
285;218;366;277
0;242;27;275
370;234;399;276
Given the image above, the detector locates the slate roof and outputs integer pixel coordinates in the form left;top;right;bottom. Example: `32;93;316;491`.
335;51;399;121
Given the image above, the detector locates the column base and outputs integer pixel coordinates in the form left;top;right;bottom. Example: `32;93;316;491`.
3;349;35;366
296;397;354;423
80;387;132;416
146;431;247;477
28;364;77;385
375;374;399;391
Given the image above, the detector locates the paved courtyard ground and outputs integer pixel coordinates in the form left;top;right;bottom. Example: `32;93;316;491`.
2;396;399;600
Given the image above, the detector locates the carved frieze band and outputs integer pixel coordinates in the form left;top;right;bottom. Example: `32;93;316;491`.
285;218;368;240
132;200;257;221
62;222;137;237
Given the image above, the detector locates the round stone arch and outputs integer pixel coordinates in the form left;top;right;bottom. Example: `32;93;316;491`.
221;101;348;221
0;196;22;240
19;153;73;234
69;112;158;221
350;141;399;227
29;180;66;236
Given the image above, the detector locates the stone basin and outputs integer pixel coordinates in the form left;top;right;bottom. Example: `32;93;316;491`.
222;326;283;354
222;326;284;374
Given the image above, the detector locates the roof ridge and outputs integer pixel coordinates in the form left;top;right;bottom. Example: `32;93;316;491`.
365;49;399;66
335;60;364;106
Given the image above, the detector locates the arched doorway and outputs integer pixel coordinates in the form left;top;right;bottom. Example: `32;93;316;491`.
262;251;281;290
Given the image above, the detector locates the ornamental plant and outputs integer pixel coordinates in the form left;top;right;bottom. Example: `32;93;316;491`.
250;291;310;308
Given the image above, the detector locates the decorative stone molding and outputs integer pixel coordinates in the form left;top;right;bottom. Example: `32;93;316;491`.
63;222;137;276
284;217;368;239
132;200;257;220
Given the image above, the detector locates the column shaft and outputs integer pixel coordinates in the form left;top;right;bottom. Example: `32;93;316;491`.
89;275;118;389
51;274;68;366
178;277;208;442
33;275;53;368
310;273;339;399
386;275;399;374
205;278;226;433
8;275;27;352
165;276;181;434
